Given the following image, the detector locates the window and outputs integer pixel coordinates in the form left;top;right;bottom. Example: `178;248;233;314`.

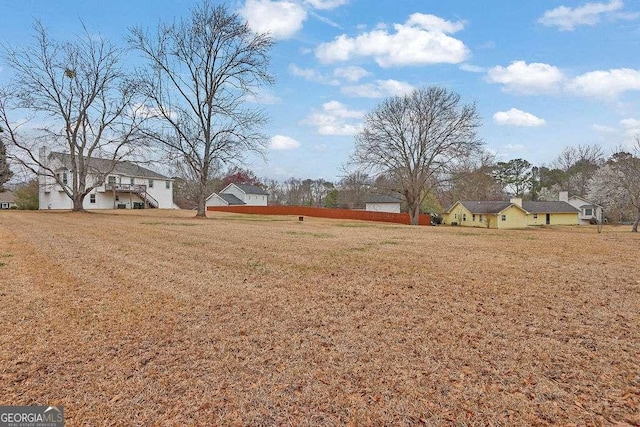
501;214;507;221
62;172;68;185
454;213;457;219
90;194;96;204
108;176;116;184
148;179;154;188
585;208;593;216
479;215;483;222
165;180;170;189
472;214;476;222
533;214;538;219
130;178;135;185
462;213;467;221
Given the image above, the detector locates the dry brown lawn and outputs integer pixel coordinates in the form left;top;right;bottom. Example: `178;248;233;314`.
0;209;638;426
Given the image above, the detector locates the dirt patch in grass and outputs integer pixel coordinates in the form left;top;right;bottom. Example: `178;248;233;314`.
0;210;638;425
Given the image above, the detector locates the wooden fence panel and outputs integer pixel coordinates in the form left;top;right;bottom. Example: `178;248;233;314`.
206;205;431;226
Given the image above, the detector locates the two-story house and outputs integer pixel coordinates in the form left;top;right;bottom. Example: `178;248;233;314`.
205;183;268;207
39;151;174;210
560;191;603;225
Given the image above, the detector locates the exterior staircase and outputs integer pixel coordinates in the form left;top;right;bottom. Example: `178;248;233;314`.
105;184;159;208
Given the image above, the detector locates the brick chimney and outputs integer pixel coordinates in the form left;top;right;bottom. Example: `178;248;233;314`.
509;197;522;207
559;191;569;202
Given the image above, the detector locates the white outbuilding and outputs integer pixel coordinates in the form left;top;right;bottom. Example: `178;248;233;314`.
365;194;402;214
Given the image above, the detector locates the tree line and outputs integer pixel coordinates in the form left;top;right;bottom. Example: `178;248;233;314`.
0;1;272;216
0;0;638;230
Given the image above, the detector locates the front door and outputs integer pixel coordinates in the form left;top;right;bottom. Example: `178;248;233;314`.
546;213;550;225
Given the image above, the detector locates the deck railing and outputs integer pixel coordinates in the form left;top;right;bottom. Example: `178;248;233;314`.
105;183;147;192
105;183;159;208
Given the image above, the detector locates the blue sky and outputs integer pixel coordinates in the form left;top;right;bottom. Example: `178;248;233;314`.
1;0;640;181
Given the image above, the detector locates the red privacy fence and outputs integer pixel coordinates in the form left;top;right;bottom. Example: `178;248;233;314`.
207;205;431;226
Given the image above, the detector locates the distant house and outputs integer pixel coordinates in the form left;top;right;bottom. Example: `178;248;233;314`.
205;183;268;208
0;191;16;209
561;191;603;225
39;151;174;210
365;194;402;214
442;197;579;229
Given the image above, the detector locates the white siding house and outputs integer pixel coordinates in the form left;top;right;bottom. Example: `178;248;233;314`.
206;183;268;208
365;194;402;213
560;191;603;225
39;150;174;210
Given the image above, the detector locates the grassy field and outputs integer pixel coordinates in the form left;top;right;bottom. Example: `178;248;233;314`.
0;209;638;426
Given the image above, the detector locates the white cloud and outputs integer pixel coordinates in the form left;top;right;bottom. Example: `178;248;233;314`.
322;100;365;118
566;68;640;98
487;61;565;94
315;13;469;67
305;0;348;10
302;101;365;136
288;64;339;85
459;63;485;73
333;66;370;82
240;0;307;40
269;135;301;150
406;13;465;33
493;108;546;127
133;103;177;120
342;79;415;98
621;118;640;137
538;0;633;31
309;11;341;28
244;89;282;104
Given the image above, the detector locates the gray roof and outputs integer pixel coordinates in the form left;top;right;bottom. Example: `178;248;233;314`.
454;201;513;214
449;200;580;214
50;152;170;180
522;201;579;213
0;191;16;203
233;184;269;195
219;193;245;205
366;194;402;204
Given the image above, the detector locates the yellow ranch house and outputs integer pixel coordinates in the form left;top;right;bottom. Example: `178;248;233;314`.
442;198;580;229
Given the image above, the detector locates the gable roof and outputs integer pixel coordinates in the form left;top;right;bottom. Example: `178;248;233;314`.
0;191;16;203
50;152;170;180
450;200;513;214
568;194;602;208
219;193;246;205
447;200;580;215
229;183;269;195
522;201;579;213
366;194;402;204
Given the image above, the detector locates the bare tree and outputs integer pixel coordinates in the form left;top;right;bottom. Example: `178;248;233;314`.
352;87;482;225
171;157;222;209
553;144;604;197
0;22;144;211
129;1;274;217
337;171;372;209
441;149;500;206
588;147;640;232
0;132;12;190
